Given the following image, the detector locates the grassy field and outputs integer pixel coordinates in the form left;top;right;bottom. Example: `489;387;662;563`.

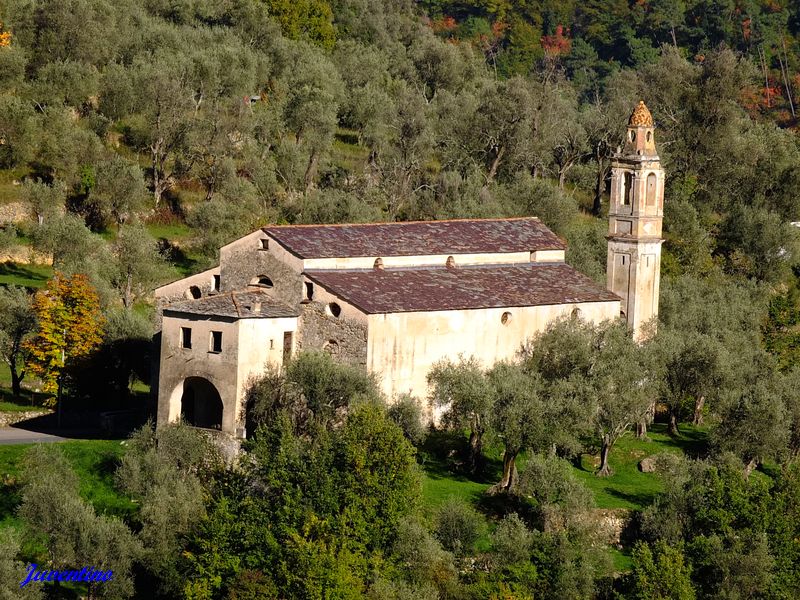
0;359;49;409
0;262;53;289
0;439;134;531
419;423;709;570
421;423;706;513
146;221;194;242
572;423;707;510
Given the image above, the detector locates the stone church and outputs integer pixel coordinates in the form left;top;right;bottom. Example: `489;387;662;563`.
154;101;664;435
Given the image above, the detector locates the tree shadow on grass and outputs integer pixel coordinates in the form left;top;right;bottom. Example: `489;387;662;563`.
420;429;502;484
605;488;658;509
0;387;49;409
0;262;49;290
652;424;709;459
0;482;21;523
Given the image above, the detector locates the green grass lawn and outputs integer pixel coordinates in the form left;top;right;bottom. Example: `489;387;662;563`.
332;128;370;173
0;167;29;204
0;397;48;412
0;360;49;408
0;262;53;289
146;221;193;242
0;439;134;532
421;423;707;514
572;423;707;510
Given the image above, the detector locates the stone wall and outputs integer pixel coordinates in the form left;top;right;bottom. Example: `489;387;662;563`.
0;244;52;265
154;266;220;306
0;201;30;225
297;302;368;366
0;409;51;428
220;244;303;309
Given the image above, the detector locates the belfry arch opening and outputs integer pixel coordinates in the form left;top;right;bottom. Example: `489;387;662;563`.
180;377;223;430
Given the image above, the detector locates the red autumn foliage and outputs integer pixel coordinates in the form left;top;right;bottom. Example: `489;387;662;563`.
541;25;571;56
431;16;458;34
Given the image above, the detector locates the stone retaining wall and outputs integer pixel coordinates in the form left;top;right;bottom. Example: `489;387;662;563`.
0;409;51;428
0;201;30;225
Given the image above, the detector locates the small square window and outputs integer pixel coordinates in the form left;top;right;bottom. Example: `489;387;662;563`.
210;331;222;353
212;274;220;291
180;327;192;349
259;238;269;250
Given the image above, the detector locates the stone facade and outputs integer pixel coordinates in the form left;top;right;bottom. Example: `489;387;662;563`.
157;310;298;435
298;301;368;367
219;230;304;308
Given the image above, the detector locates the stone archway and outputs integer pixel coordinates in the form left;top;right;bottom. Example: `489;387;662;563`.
180;377;223;430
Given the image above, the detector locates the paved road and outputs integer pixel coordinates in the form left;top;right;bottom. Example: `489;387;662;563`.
0;427;66;445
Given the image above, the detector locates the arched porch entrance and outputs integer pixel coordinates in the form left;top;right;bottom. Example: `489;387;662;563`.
180;377;223;430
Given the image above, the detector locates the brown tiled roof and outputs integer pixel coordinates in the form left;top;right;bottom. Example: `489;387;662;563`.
262;218;566;259
305;264;619;314
163;290;298;319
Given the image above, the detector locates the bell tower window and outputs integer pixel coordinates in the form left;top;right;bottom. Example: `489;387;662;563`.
646;173;657;207
622;172;633;206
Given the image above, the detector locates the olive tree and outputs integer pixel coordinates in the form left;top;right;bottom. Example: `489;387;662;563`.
0;285;35;397
428;356;494;475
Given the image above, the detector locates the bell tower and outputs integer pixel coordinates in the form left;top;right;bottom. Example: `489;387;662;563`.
607;101;664;341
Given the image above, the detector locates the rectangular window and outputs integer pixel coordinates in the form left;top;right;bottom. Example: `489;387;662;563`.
259;238;269;250
180;327;192;349
212;274;220;291
283;332;293;364
210;331;222;353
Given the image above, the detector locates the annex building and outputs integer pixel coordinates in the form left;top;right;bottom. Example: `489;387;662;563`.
154;101;664;436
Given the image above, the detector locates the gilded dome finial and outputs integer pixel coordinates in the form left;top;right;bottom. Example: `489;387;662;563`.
628;100;653;127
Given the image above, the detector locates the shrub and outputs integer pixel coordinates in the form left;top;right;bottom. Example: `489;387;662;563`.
387;394;428;445
434;498;485;555
491;513;533;566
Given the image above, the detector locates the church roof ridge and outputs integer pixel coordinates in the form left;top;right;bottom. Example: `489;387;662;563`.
305;263;619;314
261;216;542;231
262;218;565;259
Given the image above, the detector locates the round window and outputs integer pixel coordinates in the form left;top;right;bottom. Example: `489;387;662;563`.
326;303;342;318
501;311;512;325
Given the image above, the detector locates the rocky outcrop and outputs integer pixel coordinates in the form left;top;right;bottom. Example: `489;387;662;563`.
638;456;659;473
0;200;29;225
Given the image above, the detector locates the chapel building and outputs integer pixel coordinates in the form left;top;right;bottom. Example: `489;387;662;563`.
153;102;664;435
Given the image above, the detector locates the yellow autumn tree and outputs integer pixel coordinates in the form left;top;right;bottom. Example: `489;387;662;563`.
24;273;104;405
0;21;11;47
